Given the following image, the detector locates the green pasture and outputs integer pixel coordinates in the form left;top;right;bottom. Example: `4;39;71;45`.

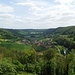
0;42;33;51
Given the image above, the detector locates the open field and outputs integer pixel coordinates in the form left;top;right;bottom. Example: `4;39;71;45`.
0;42;33;51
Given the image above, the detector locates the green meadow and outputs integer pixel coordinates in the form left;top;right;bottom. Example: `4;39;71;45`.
0;42;33;51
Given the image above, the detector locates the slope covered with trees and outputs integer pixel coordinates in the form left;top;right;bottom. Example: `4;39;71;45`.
0;26;75;75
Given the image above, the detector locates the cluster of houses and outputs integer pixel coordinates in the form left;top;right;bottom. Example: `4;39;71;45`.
23;38;54;48
16;38;55;48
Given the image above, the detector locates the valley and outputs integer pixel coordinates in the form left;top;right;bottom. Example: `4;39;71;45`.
0;26;75;75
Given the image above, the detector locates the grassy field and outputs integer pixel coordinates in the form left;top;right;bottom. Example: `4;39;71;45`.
0;42;33;51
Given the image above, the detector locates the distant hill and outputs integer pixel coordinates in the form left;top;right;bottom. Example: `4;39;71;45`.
53;26;75;35
0;26;75;39
46;26;75;36
0;28;45;39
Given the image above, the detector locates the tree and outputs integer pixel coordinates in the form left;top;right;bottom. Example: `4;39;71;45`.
40;53;66;75
43;48;58;61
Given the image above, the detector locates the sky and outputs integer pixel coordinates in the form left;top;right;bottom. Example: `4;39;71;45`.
0;0;75;29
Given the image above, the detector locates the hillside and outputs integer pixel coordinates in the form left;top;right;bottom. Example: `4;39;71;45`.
47;26;75;35
0;26;75;40
0;29;45;40
0;26;75;75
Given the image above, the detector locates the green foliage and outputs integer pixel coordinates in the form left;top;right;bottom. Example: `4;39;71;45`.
12;60;24;71
18;49;36;64
68;59;75;75
17;72;36;75
1;26;75;75
0;60;16;74
35;64;41;74
40;53;66;75
43;48;58;61
36;45;47;52
55;36;75;50
24;63;35;73
66;50;75;75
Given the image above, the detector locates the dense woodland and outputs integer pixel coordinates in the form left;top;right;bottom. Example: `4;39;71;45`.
0;26;75;75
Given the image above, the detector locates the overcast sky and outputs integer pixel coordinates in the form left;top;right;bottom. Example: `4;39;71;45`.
0;0;75;29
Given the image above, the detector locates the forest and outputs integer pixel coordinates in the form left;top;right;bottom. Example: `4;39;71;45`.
0;26;75;75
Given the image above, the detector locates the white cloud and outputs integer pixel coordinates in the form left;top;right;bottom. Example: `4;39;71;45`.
17;0;48;11
14;0;75;28
55;0;74;4
0;4;14;13
0;14;15;19
0;0;75;29
17;2;35;6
